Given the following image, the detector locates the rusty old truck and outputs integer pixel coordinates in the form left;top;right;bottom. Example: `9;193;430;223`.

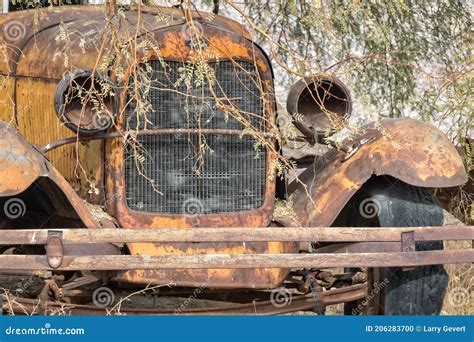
0;5;472;315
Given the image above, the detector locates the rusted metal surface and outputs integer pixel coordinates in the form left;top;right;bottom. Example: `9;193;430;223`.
400;231;416;271
1;249;472;271
0;6;286;288
1;226;472;245
107;25;277;229
287;76;352;138
401;231;416;253
287;119;468;227
0;226;472;272
0;6;470;292
0;10;107;195
0;123;44;197
102;15;282;289
0;5;260;201
1;284;368;315
0;122;99;228
3;78;105;200
0;6;253;78
40;129;297;154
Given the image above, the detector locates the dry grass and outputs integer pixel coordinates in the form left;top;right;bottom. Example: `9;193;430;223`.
325;303;344;315
442;240;473;315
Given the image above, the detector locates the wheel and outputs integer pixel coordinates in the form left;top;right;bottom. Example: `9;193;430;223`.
344;176;448;315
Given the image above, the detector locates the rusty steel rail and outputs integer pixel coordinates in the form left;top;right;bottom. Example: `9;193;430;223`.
0;226;472;244
0;226;472;271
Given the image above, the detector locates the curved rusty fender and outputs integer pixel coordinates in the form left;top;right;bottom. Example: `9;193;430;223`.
0;121;99;228
287;118;468;227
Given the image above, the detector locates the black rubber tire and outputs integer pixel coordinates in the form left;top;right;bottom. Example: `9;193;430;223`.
344;176;448;315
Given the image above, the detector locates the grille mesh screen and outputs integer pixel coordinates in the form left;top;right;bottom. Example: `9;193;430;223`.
124;60;267;214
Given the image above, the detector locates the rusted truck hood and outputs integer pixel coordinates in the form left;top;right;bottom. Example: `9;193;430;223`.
0;5;251;79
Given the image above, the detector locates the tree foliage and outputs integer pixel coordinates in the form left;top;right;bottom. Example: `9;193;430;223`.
213;1;472;134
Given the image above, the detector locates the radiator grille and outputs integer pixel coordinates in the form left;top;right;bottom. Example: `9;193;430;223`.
124;60;267;214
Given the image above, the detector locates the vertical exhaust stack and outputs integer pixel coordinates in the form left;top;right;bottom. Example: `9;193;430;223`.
287;76;352;142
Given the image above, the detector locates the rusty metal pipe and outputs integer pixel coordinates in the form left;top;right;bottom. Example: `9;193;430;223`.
39;129;308;153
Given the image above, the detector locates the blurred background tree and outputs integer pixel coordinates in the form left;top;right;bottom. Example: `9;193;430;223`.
208;1;472;139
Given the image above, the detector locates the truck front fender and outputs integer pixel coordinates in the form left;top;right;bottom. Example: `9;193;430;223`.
287;119;468;227
0;122;99;228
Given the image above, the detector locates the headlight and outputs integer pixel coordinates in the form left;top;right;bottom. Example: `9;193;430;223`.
54;70;119;136
287;76;352;134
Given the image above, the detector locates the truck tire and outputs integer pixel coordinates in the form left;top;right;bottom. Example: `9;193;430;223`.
344;176;448;315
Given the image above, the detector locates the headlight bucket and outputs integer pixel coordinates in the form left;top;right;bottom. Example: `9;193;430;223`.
54;70;119;136
287;76;352;134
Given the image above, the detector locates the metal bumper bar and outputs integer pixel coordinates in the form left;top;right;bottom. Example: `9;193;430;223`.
0;226;472;271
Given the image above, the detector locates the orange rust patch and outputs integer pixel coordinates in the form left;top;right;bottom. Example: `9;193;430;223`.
288;119;468;228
